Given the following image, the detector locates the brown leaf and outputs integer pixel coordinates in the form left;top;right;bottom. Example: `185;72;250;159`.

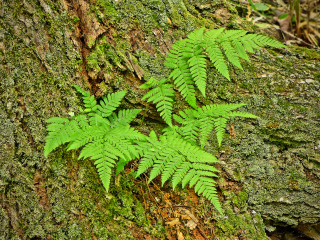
230;124;236;138
274;14;292;32
165;218;180;227
177;230;185;240
186;219;197;230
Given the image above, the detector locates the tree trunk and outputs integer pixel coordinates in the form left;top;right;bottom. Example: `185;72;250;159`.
1;0;319;239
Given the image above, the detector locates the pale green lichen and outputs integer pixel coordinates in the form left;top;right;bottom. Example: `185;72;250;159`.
1;0;320;239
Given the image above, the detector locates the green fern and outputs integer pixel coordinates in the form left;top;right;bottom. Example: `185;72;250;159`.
170;103;259;147
45;85;144;192
165;40;197;108
140;77;175;126
44;27;271;215
164;27;286;108
136;131;222;213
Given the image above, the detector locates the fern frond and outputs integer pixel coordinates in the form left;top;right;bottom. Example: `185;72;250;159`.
188;54;207;96
185;28;207;96
67;126;107;150
172;162;191;189
142;81;175;126
226;111;259;118
181;169;196;188
135;146;158;177
44;117;70;156
199;116;214;148
174;103;257;147
139;77;158;89
162;155;184;185
232;40;250;62
135;133;221;212
192;163;219;174
204;28;225;43
195;176;221;213
213;117;228;147
109;109;142;128
96;163;112;192
88;113;111;127
108;125;146;141
74;85;98;112
44;116;89;156
244;34;287;49
198;103;246;118
187;27;205;42
221;41;243;70
217;30;246;42
45;87;144;193
96;90;127;118
206;44;230;80
149;149;175;182
173;109;200;143
165;40;197;108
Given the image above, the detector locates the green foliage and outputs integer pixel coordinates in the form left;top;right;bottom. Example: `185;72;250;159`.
45;27;275;214
140;77;175;127
45;85;144;192
164;27;286;109
170;103;259;147
136;131;221;213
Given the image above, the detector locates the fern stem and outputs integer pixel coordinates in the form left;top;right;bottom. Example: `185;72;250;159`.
141;102;150;126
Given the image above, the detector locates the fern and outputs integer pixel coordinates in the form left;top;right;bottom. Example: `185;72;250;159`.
171;103;259;147
45;85;144;192
140;77;175;126
164;27;286;108
136;131;222;213
165;40;197;108
45;27;274;215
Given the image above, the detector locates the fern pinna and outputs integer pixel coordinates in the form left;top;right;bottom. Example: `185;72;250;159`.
164;27;286;109
136;131;222;213
44;85;144;192
166;103;259;148
140;77;175;126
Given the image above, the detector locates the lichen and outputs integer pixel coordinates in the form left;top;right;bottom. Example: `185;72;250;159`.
1;0;320;239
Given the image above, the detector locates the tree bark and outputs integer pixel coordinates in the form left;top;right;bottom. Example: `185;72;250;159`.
0;0;319;239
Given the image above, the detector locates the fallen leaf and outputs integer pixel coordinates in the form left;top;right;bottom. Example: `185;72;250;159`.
180;214;191;220
177;229;185;240
178;208;199;223
186;219;197;230
274;14;292;32
165;218;180;227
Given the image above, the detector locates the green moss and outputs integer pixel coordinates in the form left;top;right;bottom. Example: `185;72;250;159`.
292;46;320;60
215;204;267;239
2;0;320;238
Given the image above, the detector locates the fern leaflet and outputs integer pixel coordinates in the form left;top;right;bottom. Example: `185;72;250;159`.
173;103;259;147
140;78;175;126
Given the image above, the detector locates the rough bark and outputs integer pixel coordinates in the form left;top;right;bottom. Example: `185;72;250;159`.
0;0;319;239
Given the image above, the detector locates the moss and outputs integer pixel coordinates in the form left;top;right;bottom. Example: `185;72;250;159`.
214;203;267;239
2;0;320;239
292;46;320;60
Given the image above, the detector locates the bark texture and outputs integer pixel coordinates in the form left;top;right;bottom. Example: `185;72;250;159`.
0;0;319;239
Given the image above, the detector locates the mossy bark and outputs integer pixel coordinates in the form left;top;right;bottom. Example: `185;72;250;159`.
0;0;319;239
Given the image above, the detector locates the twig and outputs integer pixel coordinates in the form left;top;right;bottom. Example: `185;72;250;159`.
140;102;150;126
280;28;319;49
